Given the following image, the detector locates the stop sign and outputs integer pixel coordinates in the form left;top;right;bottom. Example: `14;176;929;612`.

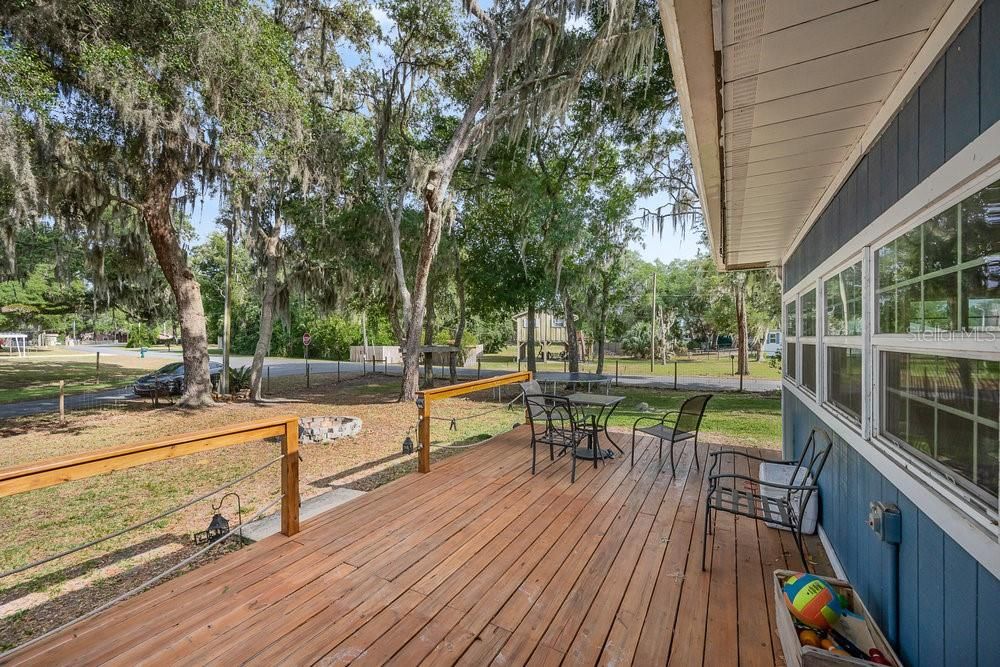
302;332;312;347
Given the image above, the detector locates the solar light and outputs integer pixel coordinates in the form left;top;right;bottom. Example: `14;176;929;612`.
402;435;414;455
194;512;230;545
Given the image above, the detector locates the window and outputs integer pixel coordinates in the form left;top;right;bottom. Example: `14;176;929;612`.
880;352;998;507
825;262;863;336
828;347;863;420
784;301;797;381
824;261;863;424
877;177;1000;333
800;290;817;393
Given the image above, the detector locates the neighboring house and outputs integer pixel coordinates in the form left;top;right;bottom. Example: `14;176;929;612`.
762;330;782;358
513;311;566;361
666;1;999;665
513;311;587;361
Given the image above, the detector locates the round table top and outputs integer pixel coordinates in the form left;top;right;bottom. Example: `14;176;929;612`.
535;372;612;383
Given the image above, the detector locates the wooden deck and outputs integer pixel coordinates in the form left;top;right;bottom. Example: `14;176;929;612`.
4;427;830;666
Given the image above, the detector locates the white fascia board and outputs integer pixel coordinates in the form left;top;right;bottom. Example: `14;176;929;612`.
657;0;725;270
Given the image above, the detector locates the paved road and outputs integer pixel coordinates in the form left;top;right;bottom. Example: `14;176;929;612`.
0;346;779;420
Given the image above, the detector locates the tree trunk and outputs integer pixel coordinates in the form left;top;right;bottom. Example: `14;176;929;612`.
596;273;609;374
526;301;537;373
399;172;449;401
141;179;213;408
563;290;579;373
423;285;435;387
450;251;465;384
250;214;283;401
735;277;750;376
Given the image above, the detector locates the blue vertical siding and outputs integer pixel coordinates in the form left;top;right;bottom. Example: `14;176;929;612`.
784;393;999;667
783;0;996;290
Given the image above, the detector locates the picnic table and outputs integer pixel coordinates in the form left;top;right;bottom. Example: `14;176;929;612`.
535;371;612;394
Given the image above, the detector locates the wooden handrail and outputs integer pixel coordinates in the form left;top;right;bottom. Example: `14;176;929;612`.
415;371;532;473
0;415;301;536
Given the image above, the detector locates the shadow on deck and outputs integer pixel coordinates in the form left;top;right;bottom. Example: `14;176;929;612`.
3;426;831;666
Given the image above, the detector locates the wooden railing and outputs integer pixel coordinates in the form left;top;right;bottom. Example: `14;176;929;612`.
416;371;532;473
0;415;302;536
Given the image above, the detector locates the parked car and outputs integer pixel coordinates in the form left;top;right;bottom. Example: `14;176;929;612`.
133;361;223;396
762;330;782;358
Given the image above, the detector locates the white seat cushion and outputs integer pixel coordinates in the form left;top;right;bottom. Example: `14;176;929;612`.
758;462;818;535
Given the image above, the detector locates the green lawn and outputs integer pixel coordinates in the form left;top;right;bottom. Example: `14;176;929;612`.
479;345;783;380
602;387;781;447
0;359;150;403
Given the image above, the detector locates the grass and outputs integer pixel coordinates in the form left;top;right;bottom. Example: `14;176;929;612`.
0;374;780;648
0;356;164;404
479;345;783;380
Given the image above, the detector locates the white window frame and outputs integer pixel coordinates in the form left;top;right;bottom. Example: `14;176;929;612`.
798;286;819;397
781;123;1000;572
821;255;865;430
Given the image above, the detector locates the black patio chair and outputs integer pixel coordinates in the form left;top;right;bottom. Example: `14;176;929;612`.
631;394;712;474
523;393;597;483
701;428;832;572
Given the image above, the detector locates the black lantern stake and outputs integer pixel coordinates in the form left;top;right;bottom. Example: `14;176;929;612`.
194;492;242;546
402;435;414;455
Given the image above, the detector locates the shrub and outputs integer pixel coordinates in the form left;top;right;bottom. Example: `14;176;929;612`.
125;324;157;348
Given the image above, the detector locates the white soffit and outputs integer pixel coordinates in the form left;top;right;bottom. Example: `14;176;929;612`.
719;0;952;268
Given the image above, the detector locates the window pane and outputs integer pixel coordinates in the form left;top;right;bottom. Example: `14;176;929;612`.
877;243;896;290
825;262;862;336
880;351;1000;504
897;227;922;281
801;291;816;337
827;346;862;422
979;425;999;501
962;262;1000;331
786;302;797;336
961;179;1000;262
923;272;958;331
878;290;896;333
898;283;922;333
923;207;958;273
802;343;816;392
785;342;797;380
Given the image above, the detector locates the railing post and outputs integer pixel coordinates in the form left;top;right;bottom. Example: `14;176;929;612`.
281;417;300;536
417;396;431;473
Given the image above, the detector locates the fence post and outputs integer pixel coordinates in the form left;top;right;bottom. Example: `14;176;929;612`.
59;380;65;422
417;396;431;473
280;417;300;536
674;361;678;390
615;359;619;387
478;360;481;379
96;351;100;383
266;366;271;394
384;359;387;375
337;360;341;382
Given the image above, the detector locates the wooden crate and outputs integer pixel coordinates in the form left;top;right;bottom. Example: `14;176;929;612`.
773;570;902;667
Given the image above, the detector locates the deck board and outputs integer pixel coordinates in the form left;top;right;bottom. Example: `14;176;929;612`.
3;426;831;666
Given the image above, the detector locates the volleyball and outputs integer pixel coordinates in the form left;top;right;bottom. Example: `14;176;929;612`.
782;573;844;630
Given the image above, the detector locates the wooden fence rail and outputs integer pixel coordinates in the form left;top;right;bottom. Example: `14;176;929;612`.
0;415;301;536
415;371;532;473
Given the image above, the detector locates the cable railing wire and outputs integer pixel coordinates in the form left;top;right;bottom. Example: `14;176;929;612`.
0;454;283;582
0;493;284;660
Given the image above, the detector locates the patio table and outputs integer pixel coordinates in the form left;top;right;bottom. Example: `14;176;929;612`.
535;371;612;395
567;392;625;461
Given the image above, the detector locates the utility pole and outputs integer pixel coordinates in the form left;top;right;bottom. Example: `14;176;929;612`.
220;218;233;394
650;272;657;373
